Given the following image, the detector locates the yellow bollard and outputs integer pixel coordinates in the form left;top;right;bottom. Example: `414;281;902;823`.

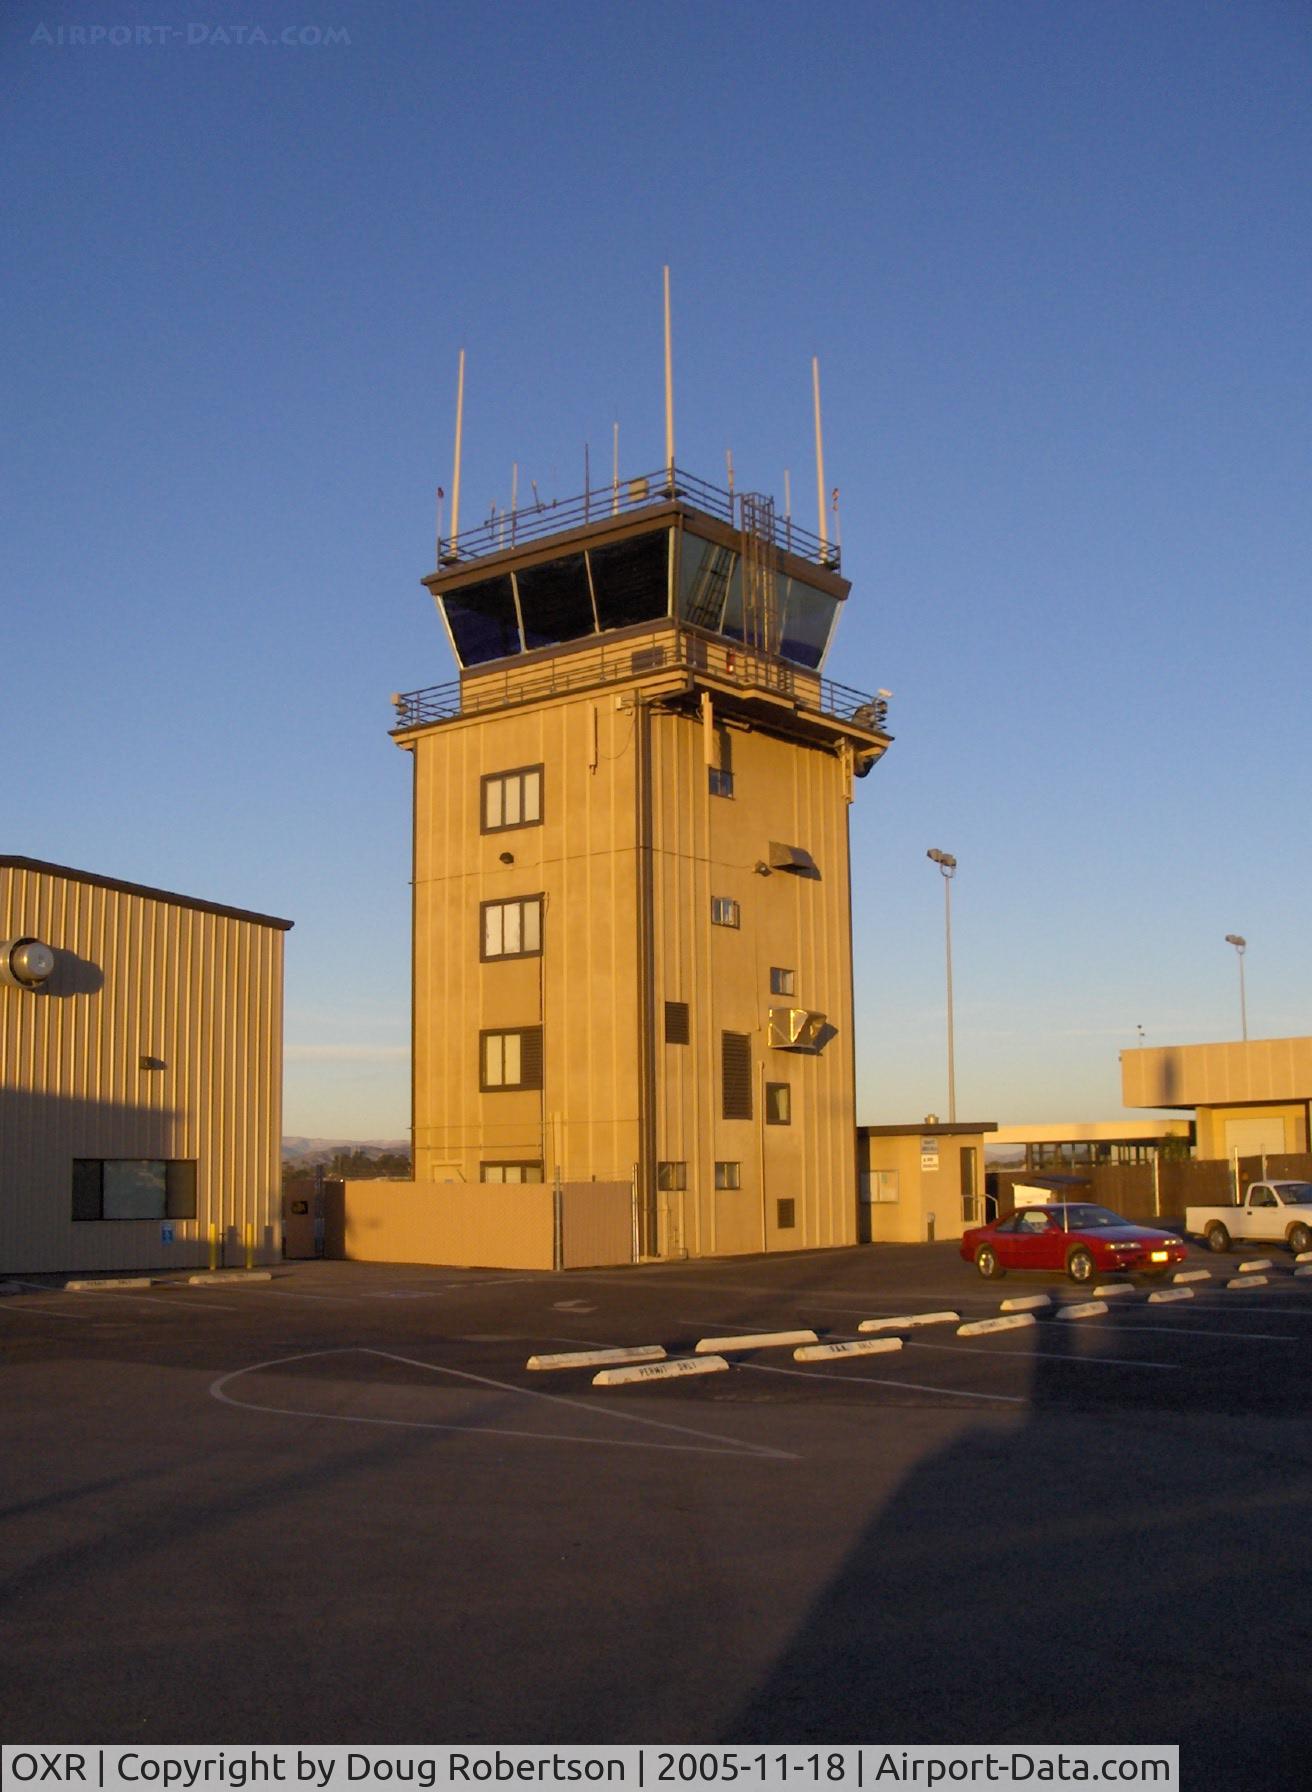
208;1223;218;1272
244;1224;254;1270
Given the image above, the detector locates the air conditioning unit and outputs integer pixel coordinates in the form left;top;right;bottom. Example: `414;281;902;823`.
768;1007;828;1052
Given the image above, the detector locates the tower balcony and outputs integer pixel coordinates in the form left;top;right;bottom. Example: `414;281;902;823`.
390;618;891;763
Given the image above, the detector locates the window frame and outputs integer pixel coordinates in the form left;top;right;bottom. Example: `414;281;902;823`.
656;1161;688;1190
71;1158;198;1222
714;1161;741;1190
480;894;544;961
480;764;544;835
708;766;734;799
711;895;740;929
769;966;796;997
480;1161;545;1183
765;1082;792;1125
479;1026;544;1092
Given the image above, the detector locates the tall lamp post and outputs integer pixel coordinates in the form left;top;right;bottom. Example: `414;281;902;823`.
1224;934;1248;1042
927;849;957;1123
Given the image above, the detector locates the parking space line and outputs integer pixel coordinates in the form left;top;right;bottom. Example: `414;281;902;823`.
211;1347;798;1460
912;1339;1177;1370
0;1300;99;1322
736;1360;1027;1404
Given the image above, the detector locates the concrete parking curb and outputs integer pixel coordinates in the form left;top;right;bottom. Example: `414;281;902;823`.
694;1329;817;1354
958;1314;1036;1337
528;1346;666;1371
66;1277;153;1291
1000;1294;1050;1312
186;1271;273;1285
857;1311;959;1332
1148;1288;1195;1304
593;1355;728;1387
794;1338;903;1361
1056;1301;1108;1320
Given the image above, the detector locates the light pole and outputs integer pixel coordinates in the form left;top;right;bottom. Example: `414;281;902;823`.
927;849;957;1123
1224;934;1248;1041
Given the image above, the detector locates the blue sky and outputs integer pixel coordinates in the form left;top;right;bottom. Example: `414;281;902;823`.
4;0;1308;1137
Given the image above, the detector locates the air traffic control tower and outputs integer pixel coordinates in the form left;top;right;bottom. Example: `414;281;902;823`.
390;466;891;1259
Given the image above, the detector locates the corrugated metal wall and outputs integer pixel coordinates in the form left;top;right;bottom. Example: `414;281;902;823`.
1;862;286;1274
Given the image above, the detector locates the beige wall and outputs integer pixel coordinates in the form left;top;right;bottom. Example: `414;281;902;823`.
1122;1037;1312;1109
402;631;863;1260
858;1130;986;1244
1;861;286;1274
338;1178;555;1269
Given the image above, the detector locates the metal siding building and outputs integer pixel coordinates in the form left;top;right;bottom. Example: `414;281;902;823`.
1;856;291;1275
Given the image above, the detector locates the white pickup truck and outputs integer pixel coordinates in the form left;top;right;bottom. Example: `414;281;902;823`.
1186;1180;1312;1255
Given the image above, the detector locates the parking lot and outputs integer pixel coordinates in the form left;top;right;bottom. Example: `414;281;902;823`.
2;1241;1309;1785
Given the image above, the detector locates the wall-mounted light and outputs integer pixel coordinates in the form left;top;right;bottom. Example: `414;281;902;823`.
1;937;55;990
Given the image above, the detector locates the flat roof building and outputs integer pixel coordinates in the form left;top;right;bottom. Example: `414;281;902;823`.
1;856;291;1275
1121;1036;1312;1161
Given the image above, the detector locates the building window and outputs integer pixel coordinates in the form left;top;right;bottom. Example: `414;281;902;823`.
657;1161;687;1190
714;1161;741;1190
769;967;795;996
776;1198;796;1229
765;1082;791;1125
481;895;543;960
711;896;740;928
721;1030;752;1120
481;766;543;833
480;1162;544;1183
665;1001;690;1045
708;767;734;798
72;1159;197;1222
480;1027;543;1091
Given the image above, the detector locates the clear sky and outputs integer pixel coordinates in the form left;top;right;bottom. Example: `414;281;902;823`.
4;0;1309;1138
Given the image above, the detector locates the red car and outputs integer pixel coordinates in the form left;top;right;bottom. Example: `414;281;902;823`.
960;1203;1187;1284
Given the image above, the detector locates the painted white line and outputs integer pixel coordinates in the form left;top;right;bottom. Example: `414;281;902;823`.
1175;1269;1212;1283
1092;1283;1136;1298
915;1339;1177;1370
527;1345;666;1371
794;1338;904;1361
0;1300;99;1322
737;1359;1027;1405
1000;1295;1050;1313
66;1277;153;1291
858;1311;959;1332
1228;1275;1268;1288
210;1347;795;1460
594;1356;728;1386
1148;1289;1195;1305
1238;1259;1273;1273
958;1314;1037;1337
1055;1302;1108;1320
695;1329;818;1353
1050;1320;1295;1343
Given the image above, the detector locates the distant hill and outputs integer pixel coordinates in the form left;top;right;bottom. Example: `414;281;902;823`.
282;1136;410;1168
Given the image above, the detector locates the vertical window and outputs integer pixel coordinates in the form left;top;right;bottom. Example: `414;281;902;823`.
711;896;740;928
482;766;543;833
769;967;795;996
765;1082;791;1125
721;1031;752;1120
714;1162;741;1190
480;1027;543;1091
480;1162;544;1183
664;1001;690;1044
481;895;543;959
708;767;734;798
656;1162;687;1190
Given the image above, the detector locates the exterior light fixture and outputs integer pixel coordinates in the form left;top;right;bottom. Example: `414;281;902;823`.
1;937;56;990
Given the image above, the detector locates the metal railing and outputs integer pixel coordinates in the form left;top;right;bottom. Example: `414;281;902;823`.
391;627;888;733
437;465;841;573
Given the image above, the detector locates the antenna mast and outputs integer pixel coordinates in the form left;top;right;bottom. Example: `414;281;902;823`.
812;355;827;559
448;348;466;559
663;266;675;489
